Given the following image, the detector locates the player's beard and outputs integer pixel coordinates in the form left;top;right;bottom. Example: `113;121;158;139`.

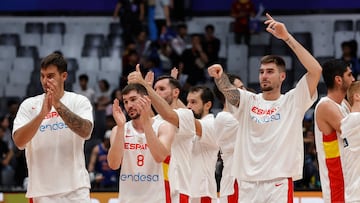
127;108;140;120
340;80;351;93
192;109;203;119
260;81;273;92
163;93;174;106
261;85;273;92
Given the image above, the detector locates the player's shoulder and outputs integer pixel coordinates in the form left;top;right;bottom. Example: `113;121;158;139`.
21;93;44;105
65;91;91;102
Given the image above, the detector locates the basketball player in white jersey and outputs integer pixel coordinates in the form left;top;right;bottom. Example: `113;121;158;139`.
107;83;175;203
213;74;245;203
186;85;218;203
208;13;321;203
128;66;196;202
314;59;354;203
12;53;94;203
340;81;360;203
127;65;218;202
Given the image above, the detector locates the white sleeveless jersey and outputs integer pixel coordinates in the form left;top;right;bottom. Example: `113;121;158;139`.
155;108;196;197
214;111;238;197
190;114;218;198
314;96;349;203
12;92;93;198
119;118;170;203
340;113;360;202
228;76;317;181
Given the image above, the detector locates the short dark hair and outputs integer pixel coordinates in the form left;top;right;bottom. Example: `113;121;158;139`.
78;74;89;82
322;59;349;89
122;83;148;96
98;79;110;91
189;85;214;109
40;53;67;73
205;24;215;32
154;75;181;90
261;55;286;72
177;23;187;30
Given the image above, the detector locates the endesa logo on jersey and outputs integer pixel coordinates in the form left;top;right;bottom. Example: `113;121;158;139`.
250;106;281;124
39;111;68;132
120;173;159;182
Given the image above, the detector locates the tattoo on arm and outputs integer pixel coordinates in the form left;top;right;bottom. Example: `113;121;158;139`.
215;73;240;107
286;37;296;50
55;103;92;138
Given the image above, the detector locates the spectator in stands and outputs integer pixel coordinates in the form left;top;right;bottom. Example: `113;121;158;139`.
181;34;209;91
340;40;360;80
230;0;256;45
202;24;221;66
0;115;14;150
153;0;172;40
120;49;141;89
74;74;96;105
95;79;112;111
135;29;153;64
88;130;118;189
144;51;164;79
113;0;145;43
158;42;175;74
0;126;15;188
170;23;190;58
170;0;185;22
6;99;20;131
106;88;124;117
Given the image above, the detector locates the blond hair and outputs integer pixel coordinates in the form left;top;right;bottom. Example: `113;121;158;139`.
347;81;360;106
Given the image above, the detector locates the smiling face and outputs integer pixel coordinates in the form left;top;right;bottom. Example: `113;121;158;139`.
40;65;67;93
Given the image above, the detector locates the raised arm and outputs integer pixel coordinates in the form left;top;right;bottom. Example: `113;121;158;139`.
138;96;175;163
107;99;126;170
13;93;51;149
128;65;181;128
208;64;240;107
265;13;322;97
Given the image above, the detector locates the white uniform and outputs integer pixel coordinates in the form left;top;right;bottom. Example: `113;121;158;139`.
228;76;316;181
12;92;93;198
190;114;218;199
119;119;170;203
155;108;196;200
214;111;238;202
341;113;360;203
314;97;349;203
227;76;316;202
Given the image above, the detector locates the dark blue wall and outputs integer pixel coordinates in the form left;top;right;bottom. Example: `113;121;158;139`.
0;0;360;13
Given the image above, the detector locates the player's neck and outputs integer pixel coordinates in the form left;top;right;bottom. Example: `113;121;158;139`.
327;89;346;104
132;119;145;133
262;90;281;101
351;102;360;112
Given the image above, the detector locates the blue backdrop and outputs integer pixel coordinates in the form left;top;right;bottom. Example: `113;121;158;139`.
0;0;360;13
